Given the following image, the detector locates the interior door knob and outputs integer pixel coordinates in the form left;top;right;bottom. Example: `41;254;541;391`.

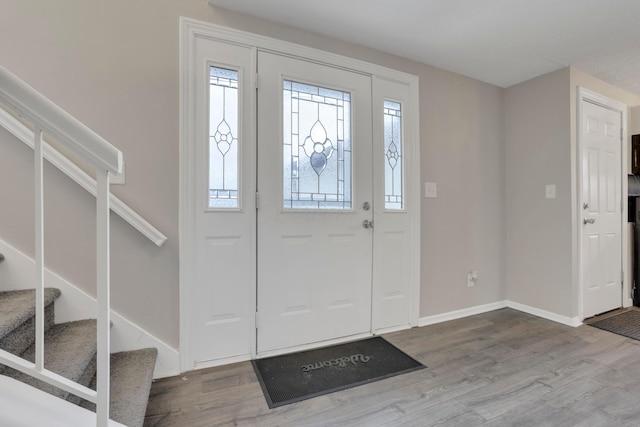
583;217;595;225
362;219;374;229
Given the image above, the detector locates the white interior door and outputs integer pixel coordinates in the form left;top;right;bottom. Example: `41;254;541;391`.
256;52;373;353
581;99;623;318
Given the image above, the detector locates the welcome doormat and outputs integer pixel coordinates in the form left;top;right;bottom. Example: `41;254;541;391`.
251;336;425;408
589;310;640;341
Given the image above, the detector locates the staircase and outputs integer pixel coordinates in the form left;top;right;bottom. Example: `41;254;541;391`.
0;65;162;426
0;287;157;427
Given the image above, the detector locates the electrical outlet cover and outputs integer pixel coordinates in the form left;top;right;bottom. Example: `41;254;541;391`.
545;184;556;199
425;182;437;198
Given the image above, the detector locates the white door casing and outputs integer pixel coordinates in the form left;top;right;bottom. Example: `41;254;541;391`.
578;88;626;319
180;18;420;370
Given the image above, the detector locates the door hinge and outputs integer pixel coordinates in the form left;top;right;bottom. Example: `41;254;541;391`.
621;200;624;213
255;72;258;91
255;311;259;329
621;270;625;286
255;192;260;210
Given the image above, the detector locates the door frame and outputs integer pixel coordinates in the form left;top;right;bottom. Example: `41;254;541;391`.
576;87;629;321
179;18;421;372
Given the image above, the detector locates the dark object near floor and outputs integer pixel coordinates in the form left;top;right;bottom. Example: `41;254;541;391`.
251;336;425;408
589;310;640;341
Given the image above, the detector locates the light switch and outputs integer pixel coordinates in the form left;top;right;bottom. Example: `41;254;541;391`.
425;182;437;198
545;184;556;199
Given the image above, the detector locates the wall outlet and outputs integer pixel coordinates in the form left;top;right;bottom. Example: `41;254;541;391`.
467;270;478;287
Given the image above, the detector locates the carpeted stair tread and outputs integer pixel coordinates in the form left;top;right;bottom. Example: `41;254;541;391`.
82;348;157;427
0;288;59;363
0;288;60;339
5;319;97;400
0;288;157;426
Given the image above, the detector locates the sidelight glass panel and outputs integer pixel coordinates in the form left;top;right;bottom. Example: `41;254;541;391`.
384;100;403;209
209;66;239;208
283;80;352;209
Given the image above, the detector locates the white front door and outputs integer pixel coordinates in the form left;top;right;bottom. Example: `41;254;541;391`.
581;98;623;318
181;20;420;369
256;52;373;353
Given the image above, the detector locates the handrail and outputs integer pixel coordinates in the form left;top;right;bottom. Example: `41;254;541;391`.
0;108;167;247
0;66;121;175
0;65;116;426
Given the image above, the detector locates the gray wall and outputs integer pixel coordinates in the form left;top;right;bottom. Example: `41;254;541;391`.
420;68;505;315
0;1;507;348
505;68;573;316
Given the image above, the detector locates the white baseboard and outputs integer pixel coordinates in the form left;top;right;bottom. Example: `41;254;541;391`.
506;300;583;327
0;238;179;378
419;301;508;326
419;300;583;328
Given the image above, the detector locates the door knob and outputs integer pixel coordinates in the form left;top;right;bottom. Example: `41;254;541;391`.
583;202;589;210
583;217;595;225
362;219;374;229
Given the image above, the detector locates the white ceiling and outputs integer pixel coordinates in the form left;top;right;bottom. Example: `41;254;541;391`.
208;0;640;95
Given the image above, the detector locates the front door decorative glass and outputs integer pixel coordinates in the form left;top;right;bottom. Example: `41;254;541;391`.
283;80;352;209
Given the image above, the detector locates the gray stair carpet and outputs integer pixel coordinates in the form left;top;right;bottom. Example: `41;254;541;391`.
82;348;158;427
4;319;97;400
0;288;60;359
0;288;157;427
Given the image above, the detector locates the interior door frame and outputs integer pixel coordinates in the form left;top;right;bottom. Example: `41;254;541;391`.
576;87;629;321
179;17;420;372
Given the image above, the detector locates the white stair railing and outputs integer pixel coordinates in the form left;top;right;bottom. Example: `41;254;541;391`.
0;109;167;247
0;65;120;427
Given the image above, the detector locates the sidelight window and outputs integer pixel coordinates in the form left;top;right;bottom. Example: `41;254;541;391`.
208;66;239;209
383;100;403;209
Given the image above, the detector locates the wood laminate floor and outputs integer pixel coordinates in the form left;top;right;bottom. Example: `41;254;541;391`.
144;308;640;426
